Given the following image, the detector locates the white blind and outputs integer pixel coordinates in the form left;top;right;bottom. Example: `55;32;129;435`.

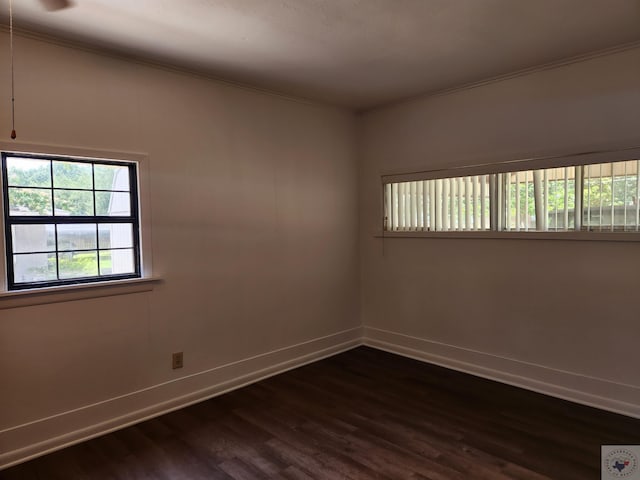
384;159;640;233
385;175;492;231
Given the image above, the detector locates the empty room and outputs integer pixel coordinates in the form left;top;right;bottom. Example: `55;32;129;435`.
0;1;639;479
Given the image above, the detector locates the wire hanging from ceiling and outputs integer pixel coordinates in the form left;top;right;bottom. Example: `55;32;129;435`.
9;0;16;139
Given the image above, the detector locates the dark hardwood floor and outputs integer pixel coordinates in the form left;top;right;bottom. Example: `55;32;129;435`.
2;346;639;479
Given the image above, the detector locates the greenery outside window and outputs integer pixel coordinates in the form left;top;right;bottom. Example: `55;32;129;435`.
383;157;640;234
2;153;141;290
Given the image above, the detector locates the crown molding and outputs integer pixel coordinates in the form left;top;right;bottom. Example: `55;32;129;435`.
361;40;640;114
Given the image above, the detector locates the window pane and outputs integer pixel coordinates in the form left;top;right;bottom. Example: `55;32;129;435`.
57;224;97;251
11;225;56;253
99;249;135;275
500;167;576;232
544;167;575;231
53;190;94;216
385;175;492;232
96;192;131;216
13;253;57;283
8;187;53;216
59;251;98;279
52;161;93;189
583;160;639;231
94;164;130;191
504;171;537;231
3;154;141;289
6;157;51;187
98;223;133;249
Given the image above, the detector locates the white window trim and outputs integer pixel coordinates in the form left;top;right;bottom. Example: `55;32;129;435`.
0;277;160;310
375;231;640;242
0;141;157;307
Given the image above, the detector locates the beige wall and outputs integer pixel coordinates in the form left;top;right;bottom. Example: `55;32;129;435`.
0;33;360;466
2;29;639;470
359;47;640;416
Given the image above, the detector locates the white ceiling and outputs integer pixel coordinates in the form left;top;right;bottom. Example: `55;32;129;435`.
3;0;640;109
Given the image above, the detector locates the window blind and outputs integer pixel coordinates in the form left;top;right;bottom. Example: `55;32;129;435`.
384;159;640;233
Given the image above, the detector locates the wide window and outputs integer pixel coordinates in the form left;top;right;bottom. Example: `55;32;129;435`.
2;153;141;290
384;158;640;234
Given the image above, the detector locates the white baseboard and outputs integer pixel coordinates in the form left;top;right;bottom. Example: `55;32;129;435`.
364;326;640;419
0;327;364;470
4;324;639;471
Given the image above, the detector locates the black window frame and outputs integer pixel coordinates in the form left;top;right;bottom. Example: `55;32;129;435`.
1;152;141;290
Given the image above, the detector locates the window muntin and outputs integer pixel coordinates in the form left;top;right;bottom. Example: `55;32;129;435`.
2;153;141;289
384;159;640;233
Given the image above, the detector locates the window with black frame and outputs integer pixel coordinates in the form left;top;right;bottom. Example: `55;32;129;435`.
1;153;141;290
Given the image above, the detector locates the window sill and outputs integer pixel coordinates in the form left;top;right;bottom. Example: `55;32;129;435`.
0;277;161;310
374;231;640;242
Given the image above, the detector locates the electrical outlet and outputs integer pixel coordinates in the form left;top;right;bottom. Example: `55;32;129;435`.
172;352;183;369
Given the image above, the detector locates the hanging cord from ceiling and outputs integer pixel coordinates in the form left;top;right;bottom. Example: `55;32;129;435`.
9;0;16;139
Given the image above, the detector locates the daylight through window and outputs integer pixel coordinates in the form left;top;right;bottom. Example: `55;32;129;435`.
384;159;640;233
2;153;141;289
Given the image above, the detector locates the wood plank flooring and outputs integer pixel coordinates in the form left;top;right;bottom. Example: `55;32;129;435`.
2;346;639;479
